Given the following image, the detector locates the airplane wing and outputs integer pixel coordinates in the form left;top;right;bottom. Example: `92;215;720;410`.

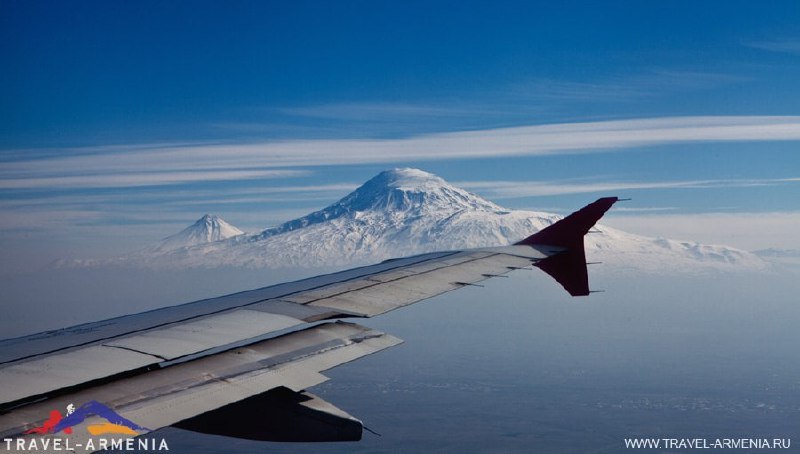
0;197;618;450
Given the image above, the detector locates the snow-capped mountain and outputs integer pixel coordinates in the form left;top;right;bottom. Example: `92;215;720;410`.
152;214;244;253
52;214;244;269
63;168;769;272
169;168;563;268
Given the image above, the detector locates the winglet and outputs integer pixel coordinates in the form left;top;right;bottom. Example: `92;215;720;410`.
516;197;619;296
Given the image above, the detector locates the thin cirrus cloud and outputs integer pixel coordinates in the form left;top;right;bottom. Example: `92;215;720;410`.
276;102;482;121
0;169;310;190
602;211;800;250
0;183;362;234
2;116;800;191
744;39;800;55
0;184;359;210
457;177;800;199
513;70;747;102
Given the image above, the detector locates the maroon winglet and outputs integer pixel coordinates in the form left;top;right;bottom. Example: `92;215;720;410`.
536;248;590;296
516;197;619;249
517;197;619;296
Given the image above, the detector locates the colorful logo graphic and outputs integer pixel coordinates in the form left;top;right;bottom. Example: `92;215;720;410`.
24;401;149;436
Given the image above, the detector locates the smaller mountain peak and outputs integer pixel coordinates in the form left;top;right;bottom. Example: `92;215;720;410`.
155;214;244;252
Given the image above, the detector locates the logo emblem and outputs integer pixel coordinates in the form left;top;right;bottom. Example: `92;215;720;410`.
24;401;149;436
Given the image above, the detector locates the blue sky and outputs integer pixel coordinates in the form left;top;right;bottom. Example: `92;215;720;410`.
1;0;800;268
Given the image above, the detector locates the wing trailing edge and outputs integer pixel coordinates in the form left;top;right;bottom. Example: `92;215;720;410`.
516;197;619;296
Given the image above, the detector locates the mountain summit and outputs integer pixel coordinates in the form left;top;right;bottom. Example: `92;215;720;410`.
257;168;506;239
235;168;556;264
65;168;768;272
337;168;503;213
154;214;243;252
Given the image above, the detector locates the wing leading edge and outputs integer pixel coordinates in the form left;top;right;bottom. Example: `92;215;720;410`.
0;197;619;448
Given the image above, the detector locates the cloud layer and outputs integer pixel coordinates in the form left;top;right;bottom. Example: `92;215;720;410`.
603;211;800;250
457;177;800;199
3;116;800;190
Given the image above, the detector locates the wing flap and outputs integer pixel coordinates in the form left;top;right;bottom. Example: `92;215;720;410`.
0;310;303;406
0;322;402;443
0;346;159;406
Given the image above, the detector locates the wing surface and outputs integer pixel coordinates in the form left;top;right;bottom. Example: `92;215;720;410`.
0;197;618;448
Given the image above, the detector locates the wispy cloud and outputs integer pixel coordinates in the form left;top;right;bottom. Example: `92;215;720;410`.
0;182;361;241
0;182;359;239
0;169;311;189
152;183;359;207
215;70;746;137
457;177;800;199
511;70;746;102
745;39;800;55
223;102;532;138
603;211;800;250
277;102;483;121
0;209;106;232
3;116;800;191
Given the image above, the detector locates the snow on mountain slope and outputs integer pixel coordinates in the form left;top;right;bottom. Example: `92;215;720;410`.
115;168;767;273
585;225;767;272
55;168;768;272
152;214;244;252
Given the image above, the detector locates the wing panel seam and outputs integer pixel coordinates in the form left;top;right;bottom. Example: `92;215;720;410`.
300;252;507;307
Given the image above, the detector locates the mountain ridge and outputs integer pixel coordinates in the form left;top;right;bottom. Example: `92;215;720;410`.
58;168;770;273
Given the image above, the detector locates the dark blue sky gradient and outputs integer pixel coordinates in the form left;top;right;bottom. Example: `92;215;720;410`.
3;1;800;145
